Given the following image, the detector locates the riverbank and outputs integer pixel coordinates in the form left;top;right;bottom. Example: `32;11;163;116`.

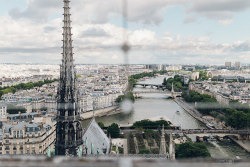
80;106;121;119
174;98;212;129
228;136;250;153
174;98;227;129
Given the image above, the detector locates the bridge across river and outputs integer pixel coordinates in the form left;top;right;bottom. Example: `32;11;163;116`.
133;83;164;89
120;128;249;136
133;83;182;98
166;129;250;136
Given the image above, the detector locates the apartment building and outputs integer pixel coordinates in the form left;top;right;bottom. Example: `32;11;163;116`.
0;116;56;155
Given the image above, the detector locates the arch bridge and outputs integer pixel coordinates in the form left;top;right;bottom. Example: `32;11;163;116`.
167;129;250;140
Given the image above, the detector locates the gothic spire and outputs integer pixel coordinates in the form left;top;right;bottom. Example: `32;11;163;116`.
55;0;83;156
58;0;77;104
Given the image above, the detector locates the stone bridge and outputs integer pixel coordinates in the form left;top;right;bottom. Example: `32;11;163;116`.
133;83;182;98
133;83;164;89
167;129;249;135
167;129;250;140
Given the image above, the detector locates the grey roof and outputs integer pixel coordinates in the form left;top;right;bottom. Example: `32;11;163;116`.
8;112;41;118
83;118;110;155
0;103;7;107
3;122;43;133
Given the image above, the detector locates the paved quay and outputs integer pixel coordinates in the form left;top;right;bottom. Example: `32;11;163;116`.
228;136;250;153
81;106;120;119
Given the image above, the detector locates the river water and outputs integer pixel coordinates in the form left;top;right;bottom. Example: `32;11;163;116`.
96;76;204;129
94;75;250;159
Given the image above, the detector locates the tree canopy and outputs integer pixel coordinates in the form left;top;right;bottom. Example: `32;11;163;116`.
175;142;210;158
115;91;135;103
0;79;58;99
133;120;169;129
107;123;120;138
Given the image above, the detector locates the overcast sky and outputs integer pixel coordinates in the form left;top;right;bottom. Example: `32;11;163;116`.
0;0;250;65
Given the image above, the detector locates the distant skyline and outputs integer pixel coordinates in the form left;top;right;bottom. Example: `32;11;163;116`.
0;0;250;64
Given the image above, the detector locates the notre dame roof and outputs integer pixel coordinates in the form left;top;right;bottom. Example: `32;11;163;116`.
82;118;110;155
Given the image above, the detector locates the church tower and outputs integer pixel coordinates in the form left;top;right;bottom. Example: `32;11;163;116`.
55;0;83;156
171;82;176;99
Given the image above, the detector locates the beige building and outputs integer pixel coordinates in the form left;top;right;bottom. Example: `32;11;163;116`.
191;72;200;80
235;62;241;68
0;116;56;155
225;62;232;68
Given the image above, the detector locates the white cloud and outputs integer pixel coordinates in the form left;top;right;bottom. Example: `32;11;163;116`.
1;0;250;64
10;0;250;24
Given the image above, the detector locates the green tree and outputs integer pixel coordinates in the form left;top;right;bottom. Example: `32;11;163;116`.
199;71;209;81
115;91;135;103
139;148;151;154
209;111;218;118
175;142;210;158
226;111;247;129
133;120;169;129
98;122;105;129
107;123;120;138
162;77;167;86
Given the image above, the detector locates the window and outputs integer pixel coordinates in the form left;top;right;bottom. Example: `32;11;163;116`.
13;145;17;151
20;131;23;138
5;146;10;150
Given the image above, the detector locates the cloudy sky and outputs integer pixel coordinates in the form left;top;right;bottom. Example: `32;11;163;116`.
0;0;250;64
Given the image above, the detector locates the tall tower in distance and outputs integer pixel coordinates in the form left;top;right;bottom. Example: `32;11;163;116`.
55;0;83;156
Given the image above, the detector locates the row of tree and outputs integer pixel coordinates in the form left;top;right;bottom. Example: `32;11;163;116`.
182;91;217;103
115;91;135;104
132;119;170;129
0;79;58;99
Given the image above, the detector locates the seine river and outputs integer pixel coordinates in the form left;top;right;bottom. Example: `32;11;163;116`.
96;76;203;129
94;75;250;159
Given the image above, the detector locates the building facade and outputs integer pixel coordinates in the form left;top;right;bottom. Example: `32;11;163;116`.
0;119;56;155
